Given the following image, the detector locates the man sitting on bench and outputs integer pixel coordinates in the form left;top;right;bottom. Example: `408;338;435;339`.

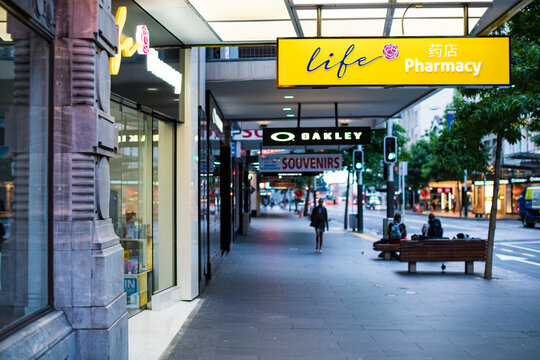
423;213;443;239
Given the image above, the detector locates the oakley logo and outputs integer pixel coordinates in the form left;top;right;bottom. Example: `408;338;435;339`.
270;132;295;142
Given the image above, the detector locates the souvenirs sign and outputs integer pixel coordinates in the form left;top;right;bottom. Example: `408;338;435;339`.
277;37;510;87
263;127;371;146
260;154;342;172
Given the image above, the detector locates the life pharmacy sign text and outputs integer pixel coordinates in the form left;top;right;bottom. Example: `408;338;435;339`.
259;154;342;173
263;127;371;146
277;37;510;87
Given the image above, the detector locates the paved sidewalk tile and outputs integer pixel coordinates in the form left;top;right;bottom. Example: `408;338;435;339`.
167;209;540;359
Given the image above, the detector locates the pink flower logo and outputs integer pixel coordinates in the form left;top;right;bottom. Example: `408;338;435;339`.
382;44;399;60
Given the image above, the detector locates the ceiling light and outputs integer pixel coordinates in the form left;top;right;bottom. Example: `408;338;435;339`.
284;95;294;99
148;87;158;91
282;107;292;111
286;114;295;117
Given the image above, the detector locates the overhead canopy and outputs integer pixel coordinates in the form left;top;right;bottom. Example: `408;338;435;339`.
132;0;531;45
110;0;531;151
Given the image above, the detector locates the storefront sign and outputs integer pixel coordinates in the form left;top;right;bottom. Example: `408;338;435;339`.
110;7;142;75
147;49;182;94
263;127;370;146
231;141;241;158
277;37;510;87
259;153;342;172
212;108;223;132
124;276;138;296
270;182;297;188
473;176;540;186
136;25;150;54
232;130;263;141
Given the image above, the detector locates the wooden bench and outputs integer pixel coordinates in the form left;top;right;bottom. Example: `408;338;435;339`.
373;242;400;260
399;239;487;273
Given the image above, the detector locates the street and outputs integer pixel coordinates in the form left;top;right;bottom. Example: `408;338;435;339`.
294;203;540;279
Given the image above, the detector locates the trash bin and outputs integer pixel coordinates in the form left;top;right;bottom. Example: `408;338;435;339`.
382;218;392;239
349;214;358;229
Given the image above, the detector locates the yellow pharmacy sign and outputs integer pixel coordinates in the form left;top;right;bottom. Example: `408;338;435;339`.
277;37;510;87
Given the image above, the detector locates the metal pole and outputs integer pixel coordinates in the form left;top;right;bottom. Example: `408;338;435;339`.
334;102;338;128
484;174;493;218
357;145;363;232
464;5;469;36
464;170;468;217
387;119;394;219
297;103;301;128
402;166;405;222
316;6;322;37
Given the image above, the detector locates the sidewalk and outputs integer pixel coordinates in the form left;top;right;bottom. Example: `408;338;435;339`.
165;209;540;360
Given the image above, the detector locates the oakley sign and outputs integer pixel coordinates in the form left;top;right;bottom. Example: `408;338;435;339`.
263;127;371;146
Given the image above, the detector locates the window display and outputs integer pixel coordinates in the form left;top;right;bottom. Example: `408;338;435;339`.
110;97;176;315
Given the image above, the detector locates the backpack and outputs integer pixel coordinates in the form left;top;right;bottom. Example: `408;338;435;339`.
388;222;402;240
428;218;443;238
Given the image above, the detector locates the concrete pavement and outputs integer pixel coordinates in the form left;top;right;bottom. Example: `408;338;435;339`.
165;208;540;360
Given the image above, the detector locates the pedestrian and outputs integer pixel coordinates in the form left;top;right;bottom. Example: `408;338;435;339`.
310;198;329;253
425;213;444;238
387;213;407;244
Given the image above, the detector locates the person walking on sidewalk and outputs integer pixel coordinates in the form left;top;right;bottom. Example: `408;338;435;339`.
311;198;329;253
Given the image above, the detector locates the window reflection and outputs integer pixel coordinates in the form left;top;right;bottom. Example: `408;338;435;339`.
0;6;49;333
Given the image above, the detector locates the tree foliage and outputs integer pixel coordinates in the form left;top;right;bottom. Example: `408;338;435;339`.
349;123;409;188
441;2;539;279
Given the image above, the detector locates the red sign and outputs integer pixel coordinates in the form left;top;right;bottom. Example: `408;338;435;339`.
232;130;263;140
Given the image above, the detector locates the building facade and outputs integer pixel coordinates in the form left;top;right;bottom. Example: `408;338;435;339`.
0;1;249;358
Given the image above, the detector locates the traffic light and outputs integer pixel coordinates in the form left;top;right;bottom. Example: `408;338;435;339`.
353;150;364;171
384;136;397;163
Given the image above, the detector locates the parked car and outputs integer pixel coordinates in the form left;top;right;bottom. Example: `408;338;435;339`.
518;186;540;227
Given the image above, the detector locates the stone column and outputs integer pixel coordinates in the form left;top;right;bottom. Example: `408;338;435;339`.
53;0;126;358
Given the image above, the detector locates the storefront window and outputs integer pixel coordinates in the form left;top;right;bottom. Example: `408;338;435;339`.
110;98;176;315
110;101;152;315
208;124;222;267
152;118;175;292
198;108;209;284
0;6;49;334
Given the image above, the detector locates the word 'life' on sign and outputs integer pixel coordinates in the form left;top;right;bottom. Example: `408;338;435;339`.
110;6;142;75
259;154;342;173
277;37;510;87
263;127;371;146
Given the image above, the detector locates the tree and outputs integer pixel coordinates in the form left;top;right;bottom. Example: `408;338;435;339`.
449;2;540;279
339;123;409;227
362;124;409;189
406;138;431;191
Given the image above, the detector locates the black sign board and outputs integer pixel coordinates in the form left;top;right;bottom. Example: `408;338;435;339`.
263;127;371;146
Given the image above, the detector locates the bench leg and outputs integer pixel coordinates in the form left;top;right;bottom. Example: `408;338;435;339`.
384;251;391;260
465;261;474;274
408;262;417;273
